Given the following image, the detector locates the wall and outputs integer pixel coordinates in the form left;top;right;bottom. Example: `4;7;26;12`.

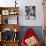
0;0;43;26
17;0;43;26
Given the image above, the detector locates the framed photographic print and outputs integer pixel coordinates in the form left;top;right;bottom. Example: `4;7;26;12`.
10;11;17;15
1;28;13;41
9;10;18;15
25;6;36;20
2;10;9;15
1;28;18;41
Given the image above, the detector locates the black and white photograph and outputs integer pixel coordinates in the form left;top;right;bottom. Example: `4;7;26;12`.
25;6;36;20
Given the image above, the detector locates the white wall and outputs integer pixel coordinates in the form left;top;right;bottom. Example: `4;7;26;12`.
0;0;43;26
17;0;43;26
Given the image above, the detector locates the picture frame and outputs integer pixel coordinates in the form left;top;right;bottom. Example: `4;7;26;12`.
2;10;9;15
1;28;18;41
1;28;13;41
25;6;36;20
9;10;18;15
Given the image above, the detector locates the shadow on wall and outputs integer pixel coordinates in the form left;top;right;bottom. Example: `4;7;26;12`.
18;26;44;44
